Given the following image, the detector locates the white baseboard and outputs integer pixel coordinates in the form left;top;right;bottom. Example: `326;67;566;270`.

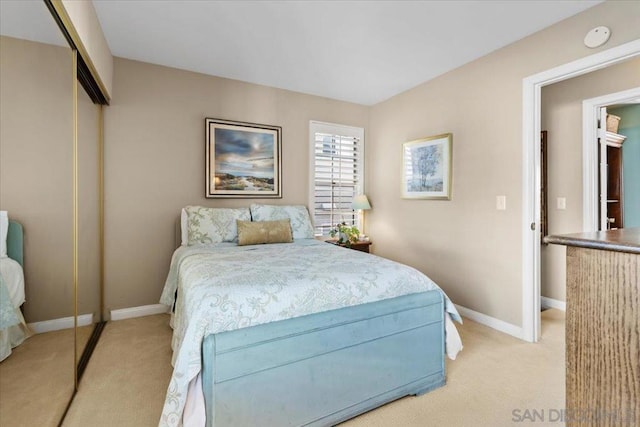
28;313;94;334
541;296;566;312
110;304;169;321
455;304;523;340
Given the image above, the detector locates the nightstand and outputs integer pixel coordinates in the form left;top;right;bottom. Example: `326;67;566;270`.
326;240;372;253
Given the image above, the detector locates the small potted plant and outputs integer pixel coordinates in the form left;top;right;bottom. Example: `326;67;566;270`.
329;222;361;248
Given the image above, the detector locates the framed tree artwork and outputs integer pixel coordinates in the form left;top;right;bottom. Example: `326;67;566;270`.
402;133;452;200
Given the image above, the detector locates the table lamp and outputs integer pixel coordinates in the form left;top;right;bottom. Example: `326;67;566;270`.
352;194;371;239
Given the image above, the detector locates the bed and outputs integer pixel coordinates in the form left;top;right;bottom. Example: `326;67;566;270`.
0;219;33;362
159;205;462;427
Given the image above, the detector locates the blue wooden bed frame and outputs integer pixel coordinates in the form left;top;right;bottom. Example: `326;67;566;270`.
201;290;445;427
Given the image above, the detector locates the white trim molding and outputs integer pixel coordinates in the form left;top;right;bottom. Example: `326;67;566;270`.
455;304;523;340
110;303;169;321
521;39;640;343
28;313;94;334
541;297;566;312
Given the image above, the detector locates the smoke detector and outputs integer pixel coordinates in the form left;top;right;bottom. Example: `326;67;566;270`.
584;26;611;48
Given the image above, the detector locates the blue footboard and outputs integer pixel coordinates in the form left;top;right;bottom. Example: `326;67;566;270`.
202;290;445;427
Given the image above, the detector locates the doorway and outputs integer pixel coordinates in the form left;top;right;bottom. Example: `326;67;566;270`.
521;39;640;343
537;83;640;323
582;88;640;231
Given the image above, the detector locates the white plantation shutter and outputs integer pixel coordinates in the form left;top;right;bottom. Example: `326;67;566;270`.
309;122;365;236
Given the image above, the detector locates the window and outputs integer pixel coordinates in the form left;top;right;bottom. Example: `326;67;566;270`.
309;121;365;236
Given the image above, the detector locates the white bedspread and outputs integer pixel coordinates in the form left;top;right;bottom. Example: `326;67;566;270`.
159;239;462;427
0;257;31;362
1;257;25;307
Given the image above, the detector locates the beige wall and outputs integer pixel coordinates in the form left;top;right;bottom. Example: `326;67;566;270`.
103;58;369;313
367;1;640;326
540;58;640;303
0;36;73;323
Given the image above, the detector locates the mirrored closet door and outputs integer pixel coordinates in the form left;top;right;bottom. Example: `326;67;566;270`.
77;82;103;377
0;1;76;425
0;1;106;425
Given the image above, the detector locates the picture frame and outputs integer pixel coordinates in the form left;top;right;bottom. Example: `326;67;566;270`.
205;118;282;198
402;133;452;200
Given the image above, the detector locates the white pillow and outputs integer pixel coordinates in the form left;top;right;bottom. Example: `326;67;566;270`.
250;204;314;239
0;211;8;258
184;206;251;245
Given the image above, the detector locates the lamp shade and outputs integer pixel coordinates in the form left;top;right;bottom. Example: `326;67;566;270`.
352;194;371;210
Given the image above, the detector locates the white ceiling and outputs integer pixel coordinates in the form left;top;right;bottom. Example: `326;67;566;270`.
2;1;603;105
0;1;68;47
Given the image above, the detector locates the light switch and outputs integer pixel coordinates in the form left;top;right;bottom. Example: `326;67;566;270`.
557;197;566;210
496;195;506;210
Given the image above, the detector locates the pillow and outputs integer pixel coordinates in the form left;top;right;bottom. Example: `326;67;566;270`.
184;206;251;245
237;219;293;246
0;211;7;258
249;204;314;239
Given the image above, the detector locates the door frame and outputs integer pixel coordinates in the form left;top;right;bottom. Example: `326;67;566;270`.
582;87;640;232
521;39;640;343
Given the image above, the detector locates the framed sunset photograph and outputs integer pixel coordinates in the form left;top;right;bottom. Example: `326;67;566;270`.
402;133;452;200
205;118;282;198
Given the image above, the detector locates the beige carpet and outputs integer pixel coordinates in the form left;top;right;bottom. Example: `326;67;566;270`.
0;325;93;427
59;309;564;426
62;314;173;427
342;309;565;426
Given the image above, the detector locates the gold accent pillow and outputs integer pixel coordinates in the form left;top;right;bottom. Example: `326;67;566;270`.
237;219;293;246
